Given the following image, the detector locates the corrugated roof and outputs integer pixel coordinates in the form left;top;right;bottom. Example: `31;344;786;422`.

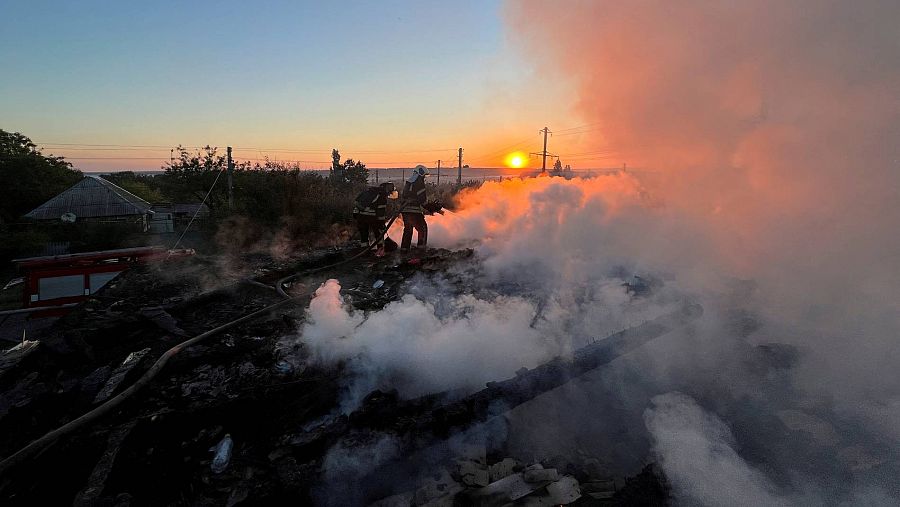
24;176;152;220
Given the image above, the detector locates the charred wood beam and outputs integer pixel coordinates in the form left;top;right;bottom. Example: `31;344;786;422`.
72;421;137;506
294;303;703;460
0;294;307;477
424;303;704;436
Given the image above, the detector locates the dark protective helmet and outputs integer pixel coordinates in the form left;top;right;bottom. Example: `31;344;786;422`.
380;181;399;199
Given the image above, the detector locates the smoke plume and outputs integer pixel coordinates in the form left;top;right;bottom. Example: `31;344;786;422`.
495;0;900;503
295;1;899;503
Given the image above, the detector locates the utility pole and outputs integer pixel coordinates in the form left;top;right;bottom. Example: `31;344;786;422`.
226;146;234;209
531;127;553;173
375;169;379;183
436;160;441;185
457;147;463;188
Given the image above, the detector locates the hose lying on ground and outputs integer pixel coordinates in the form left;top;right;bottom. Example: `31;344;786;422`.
0;293;308;477
2;203;412;476
275;205;406;298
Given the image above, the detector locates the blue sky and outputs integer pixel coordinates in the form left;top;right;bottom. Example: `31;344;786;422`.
0;0;578;169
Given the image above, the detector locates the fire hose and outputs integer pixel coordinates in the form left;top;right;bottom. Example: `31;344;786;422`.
0;200;423;476
274;201;407;298
0;292;310;477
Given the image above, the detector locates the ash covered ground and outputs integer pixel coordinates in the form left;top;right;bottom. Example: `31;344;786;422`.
2;173;899;507
0;246;687;505
1;170;899;507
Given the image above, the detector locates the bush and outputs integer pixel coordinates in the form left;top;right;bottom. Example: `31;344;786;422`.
0;130;82;223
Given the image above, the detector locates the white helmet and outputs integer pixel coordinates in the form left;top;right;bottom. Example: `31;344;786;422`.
414;164;429;176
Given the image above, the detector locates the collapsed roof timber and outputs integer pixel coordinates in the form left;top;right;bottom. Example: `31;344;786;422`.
0;247;700;505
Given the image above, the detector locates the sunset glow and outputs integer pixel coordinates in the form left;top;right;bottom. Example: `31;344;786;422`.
505;151;527;168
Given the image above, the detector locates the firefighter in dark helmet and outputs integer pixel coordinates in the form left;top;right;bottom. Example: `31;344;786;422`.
353;182;398;257
401;165;429;252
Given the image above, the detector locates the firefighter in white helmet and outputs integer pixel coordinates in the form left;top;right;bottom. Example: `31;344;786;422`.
400;165;429;252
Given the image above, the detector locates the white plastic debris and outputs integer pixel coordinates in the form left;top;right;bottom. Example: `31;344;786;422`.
373;280;385;289
275;360;294;374
210;434;233;474
546;476;581;504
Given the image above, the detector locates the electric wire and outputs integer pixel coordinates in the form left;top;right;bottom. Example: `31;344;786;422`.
0;199;414;474
166;168;224;257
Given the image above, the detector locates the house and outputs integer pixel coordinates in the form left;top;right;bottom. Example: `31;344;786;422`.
24;175;153;228
149;202;210;232
23;176;208;233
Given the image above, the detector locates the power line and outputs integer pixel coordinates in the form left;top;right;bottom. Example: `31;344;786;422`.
35;142;189;148
530;127;555;173
554;121;604;133
167;168;225;256
558;149;618;157
467;134;540;164
554;128;603;137
52;157;173;160
39;147;181;152
37;141;458;155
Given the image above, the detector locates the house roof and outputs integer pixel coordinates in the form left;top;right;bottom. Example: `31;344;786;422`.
24;176;152;220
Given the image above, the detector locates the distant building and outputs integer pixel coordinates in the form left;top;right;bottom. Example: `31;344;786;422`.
24;175;153;228
23;176;208;233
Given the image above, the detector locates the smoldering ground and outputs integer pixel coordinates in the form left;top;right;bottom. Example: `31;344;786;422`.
286;1;900;503
502;0;899;504
299;173;899;505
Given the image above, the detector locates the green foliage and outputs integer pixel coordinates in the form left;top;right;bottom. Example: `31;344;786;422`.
214;160;366;250
331;148;341;181
0;130;83;223
1;133;457;258
156;145;243;211
0;226;50;262
328;149;368;185
342;158;368;185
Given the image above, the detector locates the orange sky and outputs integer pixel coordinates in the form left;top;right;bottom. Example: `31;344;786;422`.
1;2;628;172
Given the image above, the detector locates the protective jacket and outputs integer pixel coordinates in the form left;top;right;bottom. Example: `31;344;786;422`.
402;173;427;214
353;187;388;221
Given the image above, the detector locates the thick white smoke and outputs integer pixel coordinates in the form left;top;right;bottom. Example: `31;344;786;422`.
299;178;690;406
493;0;900;503
645;392;793;506
295;1;899;501
300;279;565;407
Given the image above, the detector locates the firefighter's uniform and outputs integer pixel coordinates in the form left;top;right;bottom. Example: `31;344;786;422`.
353;186;389;249
401;165;429;251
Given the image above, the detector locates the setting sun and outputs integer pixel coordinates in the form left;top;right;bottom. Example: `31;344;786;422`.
505;151;527;168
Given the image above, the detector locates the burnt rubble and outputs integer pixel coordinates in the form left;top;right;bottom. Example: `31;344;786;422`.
0;247;689;505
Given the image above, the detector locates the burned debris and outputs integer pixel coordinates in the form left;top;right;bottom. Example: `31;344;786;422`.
0;246;693;505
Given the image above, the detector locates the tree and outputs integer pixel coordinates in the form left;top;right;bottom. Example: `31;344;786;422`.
0;130;82;222
329;149;368;186
342;158;368;185
102;171;164;202
331;148;343;182
156;145;234;210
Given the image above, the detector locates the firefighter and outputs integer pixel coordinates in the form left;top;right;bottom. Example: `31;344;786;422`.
401;165;429;252
353;182;398;257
